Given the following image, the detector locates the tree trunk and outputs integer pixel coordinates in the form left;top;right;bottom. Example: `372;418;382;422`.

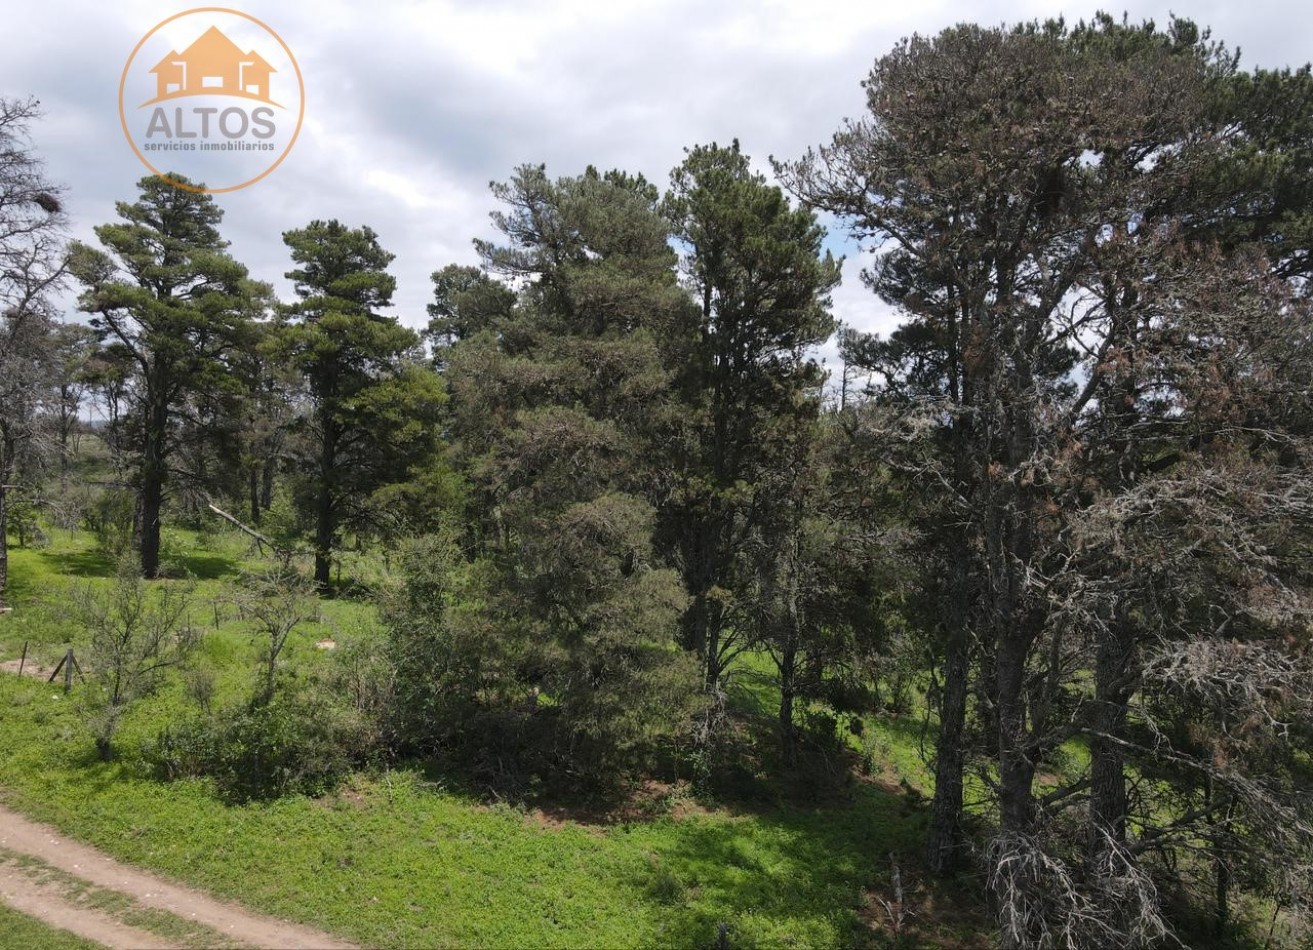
927;626;970;875
680;520;716;683
249;467;261;526
314;487;333;591
996;628;1037;835
1213;795;1235;936
778;635;798;763
58;383;72;476
140;465;163;579
140;396;168;579
314;416;337;592
260;454;276;511
0;483;9;612
0;431;14;610
1089;624;1133;869
778;674;796;763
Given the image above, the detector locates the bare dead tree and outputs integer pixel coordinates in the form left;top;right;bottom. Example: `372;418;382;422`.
0;97;67;611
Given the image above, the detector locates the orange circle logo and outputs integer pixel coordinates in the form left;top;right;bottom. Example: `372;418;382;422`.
118;8;305;194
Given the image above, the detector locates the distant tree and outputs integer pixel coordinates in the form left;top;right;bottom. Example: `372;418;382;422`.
79;340;136;478
49;321;97;476
0;97;66;611
424;263;515;369
70;174;267;578
232;322;297;526
277;220;445;590
745;414;884;761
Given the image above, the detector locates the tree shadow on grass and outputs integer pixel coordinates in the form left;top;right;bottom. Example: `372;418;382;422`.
1;560;42;609
643;781;930;948
165;552;239;581
38;548;115;579
36;549;237;584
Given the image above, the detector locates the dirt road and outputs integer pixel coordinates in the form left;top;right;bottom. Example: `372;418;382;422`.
0;803;356;949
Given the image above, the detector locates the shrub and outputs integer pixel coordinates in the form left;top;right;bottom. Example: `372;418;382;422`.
75;559;198;760
83;488;136;556
149;682;371;802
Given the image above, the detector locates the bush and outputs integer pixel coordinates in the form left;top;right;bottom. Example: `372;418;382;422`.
148;683;371;802
83;488;136;556
6;491;45;548
76;559;198;760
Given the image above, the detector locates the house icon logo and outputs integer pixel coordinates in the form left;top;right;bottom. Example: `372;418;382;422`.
146;26;279;107
118;8;305;195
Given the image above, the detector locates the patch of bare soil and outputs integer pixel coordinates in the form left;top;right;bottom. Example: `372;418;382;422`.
0;658;53;680
860;869;993;949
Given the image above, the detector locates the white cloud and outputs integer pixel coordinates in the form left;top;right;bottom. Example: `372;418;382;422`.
4;0;1310;332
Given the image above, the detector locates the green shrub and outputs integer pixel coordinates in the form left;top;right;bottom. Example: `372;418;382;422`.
148;684;371;802
6;491;45;548
83;488;136;556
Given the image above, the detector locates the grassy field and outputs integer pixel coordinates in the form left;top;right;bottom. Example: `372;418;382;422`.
0;527;985;949
0;902;103;950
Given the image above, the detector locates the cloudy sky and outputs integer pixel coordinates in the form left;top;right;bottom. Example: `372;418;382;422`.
4;0;1311;373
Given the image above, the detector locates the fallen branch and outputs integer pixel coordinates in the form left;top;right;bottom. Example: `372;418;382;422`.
206;503;274;555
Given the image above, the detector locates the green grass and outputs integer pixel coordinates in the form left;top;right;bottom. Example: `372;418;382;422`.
0;902;102;950
0;524;959;948
0;669;926;947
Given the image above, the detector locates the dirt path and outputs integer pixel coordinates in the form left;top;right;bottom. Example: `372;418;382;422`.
0;804;357;949
0;863;176;949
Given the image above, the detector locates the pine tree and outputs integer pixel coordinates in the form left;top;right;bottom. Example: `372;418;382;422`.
663;141;839;689
277;219;444;590
71;174;264;579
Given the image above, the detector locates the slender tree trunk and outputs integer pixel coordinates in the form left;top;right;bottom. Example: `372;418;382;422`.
1215;845;1230;936
58;384;71;476
314;415;337;592
260;455;276;511
1089;624;1132;868
778;660;796;763
928;410;978;877
996;631;1037;834
1212;793;1235;936
777;581;799;763
991;506;1038;843
139;394;168;579
0;482;9;613
927;625;970;874
681;532;726;687
249;467;261;526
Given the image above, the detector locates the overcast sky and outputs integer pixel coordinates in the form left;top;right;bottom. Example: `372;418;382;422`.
4;0;1311;374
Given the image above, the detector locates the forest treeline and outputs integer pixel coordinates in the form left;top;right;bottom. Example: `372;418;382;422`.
4;13;1313;948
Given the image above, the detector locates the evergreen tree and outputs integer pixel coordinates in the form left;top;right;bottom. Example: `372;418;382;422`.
663;141;840;689
436;165;701;785
71;174;262;579
277;219;445;590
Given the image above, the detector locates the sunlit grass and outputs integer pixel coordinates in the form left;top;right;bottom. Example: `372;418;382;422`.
0;524;958;948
